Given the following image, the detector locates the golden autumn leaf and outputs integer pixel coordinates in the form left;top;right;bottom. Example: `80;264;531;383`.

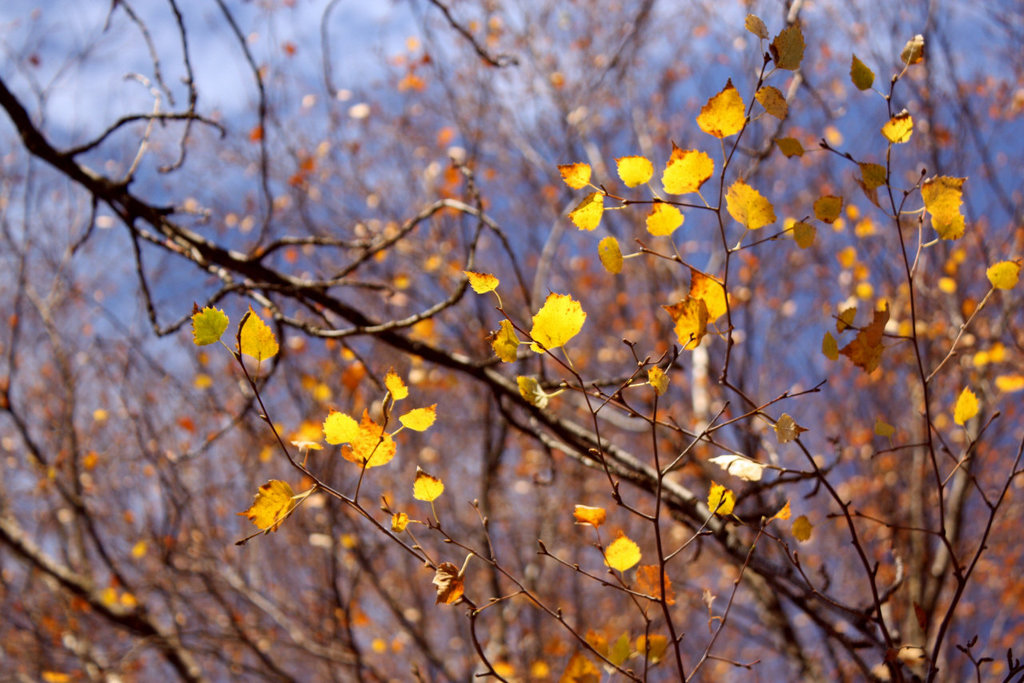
432;561;465;605
953;387;979;426
822;331;839;360
774;413;807;443
569;192;604;231
837;306;857;332
663;298;708;350
850;54;875;90
340;411;396;468
598;236;623;274
756;85;788;119
662;145;714;195
615;155;654;187
490;319;520;362
697;79;745;138
874;418;896;438
707;481;735;516
709;454;765;482
689;269;728;322
839;304;889;373
770;23;804;70
239;480;299;533
573;504;606;528
770;500;792;522
859;162;887;190
792;515;813;542
558;162;592;190
793;221;815;248
636;634;669;664
560;651;600;683
726;180;776;230
517;376;551;409
400;404;437;431
604;534;641;572
530;293;586;352
391;511;409;532
646;202;684;236
464;270;500;294
814;195;843;223
647;366;669;395
238;308;279;362
901;34;925;65
995;375;1024;393
323;410;360;444
986;261;1021;290
385;369;409;400
413;466;444;501
745;14;768;40
191;306;229;345
636;565;676;604
882;111;914;144
922;176;966;240
775;137;804;157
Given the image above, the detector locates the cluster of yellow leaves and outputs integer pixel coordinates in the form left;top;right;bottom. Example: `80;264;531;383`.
662;269;728;350
191;305;279;363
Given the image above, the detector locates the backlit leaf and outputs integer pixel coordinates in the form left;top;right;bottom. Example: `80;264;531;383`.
636;565;676;604
697;79;745;138
191;306;229;345
340;411;396;468
756;85;788;119
569;192;604;231
726;180;776;230
708;481;735;516
530;293;586;351
491;319;520;362
238;308;279;362
400;404;437;431
901;34;925;65
517;376;550;409
792;515;813;542
995;375;1024;393
646;202;684;236
709;455;765;482
413;466;444;501
239;480;298;533
385;369;409;400
615;155;653;187
636;634;669;665
837;306;857;332
775;137;804;157
986;261;1021;289
770;23;804;70
573;504;606;528
922;176;966;240
598;236;623;273
793;221;815;248
662;145;714;194
465;270;499;293
663;298;708;350
882;112;913;143
323;410;360;444
391;511;409;532
560;651;600;683
605;534;641;572
432;561;464;604
771;500;792;522
814;195;843;223
558;163;592;189
774;413;807;443
647;366;669;395
953;387;978;426
850;54;875;90
689;269;727;322
839;304;889;373
745;14;768;40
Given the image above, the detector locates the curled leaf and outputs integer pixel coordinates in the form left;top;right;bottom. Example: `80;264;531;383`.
709;454;765;482
432;561;465;605
573;504;606;528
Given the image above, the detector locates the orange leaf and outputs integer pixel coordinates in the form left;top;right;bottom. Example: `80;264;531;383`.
432;561;465;605
839;304;889;373
573;504;607;528
635;565;676;604
558;163;592;189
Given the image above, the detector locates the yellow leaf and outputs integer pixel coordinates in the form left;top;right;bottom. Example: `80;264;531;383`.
922;176;966;240
882;111;913;144
636;564;676;604
901;34;925;65
238;308;279;362
647;366;669;395
953;387;978;426
995;374;1024;393
874;418;896;438
323;410;360;444
661;145;714;195
131;540;147;559
569;192;604;231
775;137;804;157
986;261;1021;289
413;466;444;501
726;180;776;230
709;454;765;482
756;85;788;119
391;511;409;532
636;634;669;664
490;319;520;362
707;481;735;516
558;163;592;190
744;14;768;40
689;269;727;322
604;534;641;572
517;376;551;409
400;404;437;431
432;561;465;605
191;306;229;345
646;202;684;236
464;270;499;294
793;221;816;248
774;413;807;443
598;236;623;274
41;674;71;683
560;651;601;683
385;369;409;400
697;79;745;138
850;54;875;90
530;293;586;352
770;500;792;522
837;306;857;332
615;155;654;187
770;23;805;70
573;504;607;528
839;304;889;373
792;515;813;542
859;163;887;190
663;298;708;350
239;480;299;533
814;195;843;223
340;411;396;468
